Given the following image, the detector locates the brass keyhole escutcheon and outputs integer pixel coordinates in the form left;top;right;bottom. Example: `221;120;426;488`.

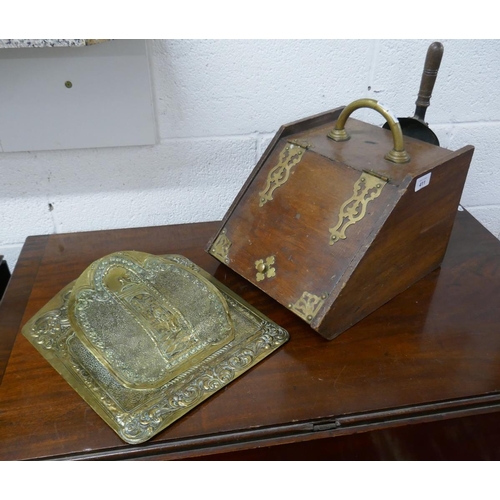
255;256;276;282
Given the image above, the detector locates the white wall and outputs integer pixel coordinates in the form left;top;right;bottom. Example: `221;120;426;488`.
1;39;500;270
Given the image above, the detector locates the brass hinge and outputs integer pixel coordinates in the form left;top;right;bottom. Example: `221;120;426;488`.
329;172;386;245
288;138;314;149
363;169;391;183
258;143;307;207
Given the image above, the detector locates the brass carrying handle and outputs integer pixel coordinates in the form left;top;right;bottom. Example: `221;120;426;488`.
328;98;410;164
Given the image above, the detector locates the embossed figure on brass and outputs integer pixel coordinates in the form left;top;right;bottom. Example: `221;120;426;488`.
68;253;234;389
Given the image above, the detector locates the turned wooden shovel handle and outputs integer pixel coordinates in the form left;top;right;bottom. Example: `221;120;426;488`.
414;42;444;123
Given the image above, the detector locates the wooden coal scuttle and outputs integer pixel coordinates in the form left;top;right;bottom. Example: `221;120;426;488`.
207;98;474;340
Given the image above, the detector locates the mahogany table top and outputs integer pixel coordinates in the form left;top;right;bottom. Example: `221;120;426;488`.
1;210;499;460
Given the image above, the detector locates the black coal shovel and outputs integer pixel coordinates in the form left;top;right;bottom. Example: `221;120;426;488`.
383;41;444;146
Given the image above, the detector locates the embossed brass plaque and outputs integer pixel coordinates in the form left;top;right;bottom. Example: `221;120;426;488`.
22;252;289;444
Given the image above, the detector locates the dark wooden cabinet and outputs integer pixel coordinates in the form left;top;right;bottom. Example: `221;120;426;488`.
1;210;500;460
